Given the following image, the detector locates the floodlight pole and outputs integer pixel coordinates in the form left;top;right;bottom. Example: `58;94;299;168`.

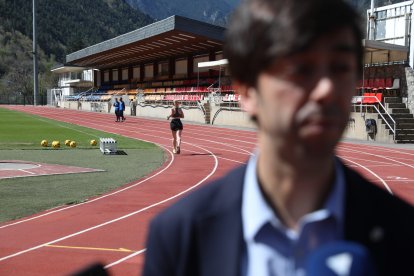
33;0;39;106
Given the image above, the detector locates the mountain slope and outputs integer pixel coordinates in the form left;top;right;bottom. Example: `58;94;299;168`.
126;0;407;28
125;0;235;26
0;0;153;62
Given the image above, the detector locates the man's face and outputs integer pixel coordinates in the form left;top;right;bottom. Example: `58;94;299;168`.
243;28;358;156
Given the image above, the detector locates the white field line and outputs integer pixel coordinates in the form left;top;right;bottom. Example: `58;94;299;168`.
19;169;36;174
32;115;101;139
0;143;218;263
0;170;104;181
0;143;174;230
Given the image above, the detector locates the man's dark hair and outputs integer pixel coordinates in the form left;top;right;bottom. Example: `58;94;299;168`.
224;0;363;87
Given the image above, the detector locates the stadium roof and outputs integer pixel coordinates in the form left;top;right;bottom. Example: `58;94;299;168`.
66;15;225;70
363;39;409;64
64;16;409;71
50;64;87;73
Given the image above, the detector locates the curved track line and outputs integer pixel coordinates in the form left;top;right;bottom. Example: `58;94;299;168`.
340;156;393;194
0;142;219;263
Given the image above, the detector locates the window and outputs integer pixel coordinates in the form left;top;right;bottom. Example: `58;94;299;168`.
133;67;140;79
175;59;187;75
122;68;128;80
158;61;169;76
145;64;153;79
112;69;118;81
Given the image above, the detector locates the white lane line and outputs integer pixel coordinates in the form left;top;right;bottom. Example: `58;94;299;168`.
340;156;393;195
340;147;414;170
0;143;218;263
339;144;414;156
218;156;247;164
335;156;399;166
104;249;146;269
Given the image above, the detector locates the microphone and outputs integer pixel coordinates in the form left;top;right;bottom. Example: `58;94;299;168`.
70;263;109;276
305;241;377;276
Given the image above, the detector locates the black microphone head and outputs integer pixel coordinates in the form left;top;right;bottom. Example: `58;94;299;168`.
306;241;377;276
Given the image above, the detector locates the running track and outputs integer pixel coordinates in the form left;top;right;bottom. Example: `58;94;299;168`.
1;105;414;275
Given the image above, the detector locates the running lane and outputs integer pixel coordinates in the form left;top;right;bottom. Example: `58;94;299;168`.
1;105;413;275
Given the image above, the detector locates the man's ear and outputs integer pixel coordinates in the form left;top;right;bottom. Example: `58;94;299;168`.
234;82;258;116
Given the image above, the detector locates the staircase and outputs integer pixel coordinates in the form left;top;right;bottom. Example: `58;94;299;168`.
380;97;414;143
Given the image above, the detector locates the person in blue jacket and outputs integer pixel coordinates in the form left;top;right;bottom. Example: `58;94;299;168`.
113;97;120;122
119;97;126;122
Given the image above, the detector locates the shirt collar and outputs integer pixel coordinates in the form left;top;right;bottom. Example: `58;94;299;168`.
242;152;345;242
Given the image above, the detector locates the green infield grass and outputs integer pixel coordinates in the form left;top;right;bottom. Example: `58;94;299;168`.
0;107;166;223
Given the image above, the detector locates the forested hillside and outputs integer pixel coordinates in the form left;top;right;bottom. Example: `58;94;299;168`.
0;0;153;104
0;0;153;62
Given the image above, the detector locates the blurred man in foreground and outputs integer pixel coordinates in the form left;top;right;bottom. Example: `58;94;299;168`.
143;0;414;275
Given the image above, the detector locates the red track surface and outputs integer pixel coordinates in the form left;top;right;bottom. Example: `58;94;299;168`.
1;105;414;275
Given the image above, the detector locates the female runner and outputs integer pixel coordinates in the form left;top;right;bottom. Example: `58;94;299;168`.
167;100;184;154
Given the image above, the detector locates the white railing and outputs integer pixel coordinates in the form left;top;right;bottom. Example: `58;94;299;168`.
352;95;396;141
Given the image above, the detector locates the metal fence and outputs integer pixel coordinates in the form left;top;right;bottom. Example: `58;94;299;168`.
0;94;47;105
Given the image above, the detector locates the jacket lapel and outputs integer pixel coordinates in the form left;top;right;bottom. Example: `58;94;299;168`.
343;164;387;250
196;166;246;276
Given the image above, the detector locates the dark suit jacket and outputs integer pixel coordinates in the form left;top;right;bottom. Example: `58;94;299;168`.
143;162;414;276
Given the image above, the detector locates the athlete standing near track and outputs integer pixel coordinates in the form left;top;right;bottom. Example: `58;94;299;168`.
143;0;414;275
119;97;126;122
167;100;184;154
113;97;120;122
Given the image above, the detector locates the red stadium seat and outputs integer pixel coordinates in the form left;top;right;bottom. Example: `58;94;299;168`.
375;93;383;103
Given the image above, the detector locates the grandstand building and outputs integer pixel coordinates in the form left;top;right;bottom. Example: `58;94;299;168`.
50;15;251;127
52;10;414;143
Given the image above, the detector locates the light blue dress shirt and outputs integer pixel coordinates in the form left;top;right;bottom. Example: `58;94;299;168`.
241;153;345;276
